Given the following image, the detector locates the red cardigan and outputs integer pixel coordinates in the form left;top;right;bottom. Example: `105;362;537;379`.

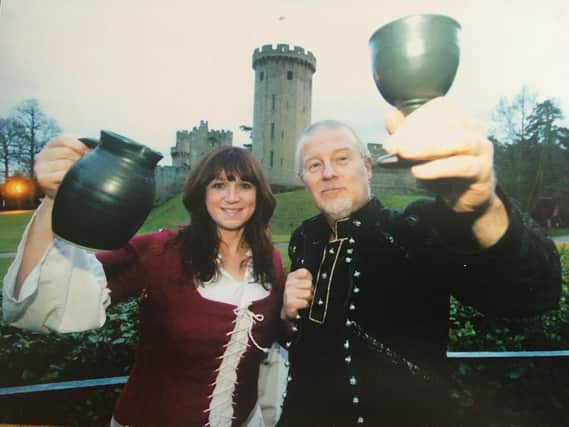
96;229;284;426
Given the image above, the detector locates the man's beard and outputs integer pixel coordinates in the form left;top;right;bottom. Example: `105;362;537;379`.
320;197;354;221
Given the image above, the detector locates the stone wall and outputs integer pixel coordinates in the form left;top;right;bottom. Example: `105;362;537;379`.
154;165;189;206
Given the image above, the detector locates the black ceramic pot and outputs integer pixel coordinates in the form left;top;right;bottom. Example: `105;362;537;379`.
52;130;163;250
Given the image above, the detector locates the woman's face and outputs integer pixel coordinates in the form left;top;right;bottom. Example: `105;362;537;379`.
205;171;257;233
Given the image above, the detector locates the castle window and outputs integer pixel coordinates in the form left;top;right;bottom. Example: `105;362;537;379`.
260;71;264;81
287;71;293;80
280;158;284;168
270;123;275;140
270;151;274;168
272;94;276;111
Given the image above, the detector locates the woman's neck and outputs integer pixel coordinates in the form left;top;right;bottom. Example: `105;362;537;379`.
217;228;250;281
218;228;247;257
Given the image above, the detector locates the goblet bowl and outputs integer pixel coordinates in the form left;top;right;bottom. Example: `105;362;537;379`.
369;14;461;115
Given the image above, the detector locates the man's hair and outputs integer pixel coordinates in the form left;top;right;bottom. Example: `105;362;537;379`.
295;120;371;176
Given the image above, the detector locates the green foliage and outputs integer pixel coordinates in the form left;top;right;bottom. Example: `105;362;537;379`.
0;299;138;425
449;247;569;351
445;247;569;426
1;196;568;425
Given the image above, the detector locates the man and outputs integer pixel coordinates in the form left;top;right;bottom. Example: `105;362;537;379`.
277;98;561;426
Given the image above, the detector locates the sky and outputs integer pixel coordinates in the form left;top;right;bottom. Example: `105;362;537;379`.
1;0;568;165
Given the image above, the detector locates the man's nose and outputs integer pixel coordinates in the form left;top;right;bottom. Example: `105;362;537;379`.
322;161;337;179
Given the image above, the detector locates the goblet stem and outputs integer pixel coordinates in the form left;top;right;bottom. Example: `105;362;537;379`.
376;153;421;168
376;103;423;168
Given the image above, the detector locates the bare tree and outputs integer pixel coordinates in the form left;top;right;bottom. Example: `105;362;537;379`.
0;117;21;180
490;86;537;145
10;99;61;178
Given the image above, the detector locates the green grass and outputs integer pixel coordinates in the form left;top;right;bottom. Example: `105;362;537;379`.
548;228;569;237
2;189;564;278
0;258;13;286
138;193;189;233
138;189;430;239
270;190;319;236
0;210;32;252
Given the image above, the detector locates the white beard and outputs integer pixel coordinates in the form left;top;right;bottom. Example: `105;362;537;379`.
320;197;354;221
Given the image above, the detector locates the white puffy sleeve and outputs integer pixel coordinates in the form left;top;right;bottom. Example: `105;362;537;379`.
2;215;111;334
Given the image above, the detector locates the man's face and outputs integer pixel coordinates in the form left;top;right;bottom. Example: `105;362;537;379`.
299;126;372;220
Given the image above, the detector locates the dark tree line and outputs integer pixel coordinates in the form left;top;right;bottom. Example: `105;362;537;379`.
0;99;61;180
490;87;569;226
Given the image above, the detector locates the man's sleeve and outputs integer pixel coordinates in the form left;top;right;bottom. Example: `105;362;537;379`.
409;189;562;317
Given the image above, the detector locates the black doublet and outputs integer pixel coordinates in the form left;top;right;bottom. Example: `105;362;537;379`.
278;195;561;427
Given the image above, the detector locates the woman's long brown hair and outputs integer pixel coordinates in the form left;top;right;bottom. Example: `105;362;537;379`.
175;146;276;286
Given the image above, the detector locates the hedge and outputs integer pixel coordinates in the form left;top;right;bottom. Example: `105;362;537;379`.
0;247;567;426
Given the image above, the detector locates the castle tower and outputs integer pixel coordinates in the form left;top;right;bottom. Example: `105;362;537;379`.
251;44;317;188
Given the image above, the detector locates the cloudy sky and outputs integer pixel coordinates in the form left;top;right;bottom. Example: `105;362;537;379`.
1;0;568;165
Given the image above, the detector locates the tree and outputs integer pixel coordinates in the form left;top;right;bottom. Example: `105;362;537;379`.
0;117;21;180
524;99;569;210
490;87;539;208
10;99;61;178
490;89;569;215
490;86;537;145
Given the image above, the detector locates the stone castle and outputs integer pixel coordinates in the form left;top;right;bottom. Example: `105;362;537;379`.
171;120;233;168
153;43;419;204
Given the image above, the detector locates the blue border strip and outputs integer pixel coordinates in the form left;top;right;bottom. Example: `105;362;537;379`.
1;350;569;396
447;350;569;358
0;376;128;396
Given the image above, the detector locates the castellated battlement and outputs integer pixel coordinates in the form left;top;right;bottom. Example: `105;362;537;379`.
175;120;232;140
252;43;316;72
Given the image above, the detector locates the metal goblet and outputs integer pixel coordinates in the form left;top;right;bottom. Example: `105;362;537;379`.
369;14;461;168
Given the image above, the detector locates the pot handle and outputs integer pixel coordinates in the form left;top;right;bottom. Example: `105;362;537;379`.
78;137;99;149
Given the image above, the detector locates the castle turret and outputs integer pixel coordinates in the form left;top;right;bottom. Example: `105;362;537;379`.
251;44;317;188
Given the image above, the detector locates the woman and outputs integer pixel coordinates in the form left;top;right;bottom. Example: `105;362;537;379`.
3;138;286;426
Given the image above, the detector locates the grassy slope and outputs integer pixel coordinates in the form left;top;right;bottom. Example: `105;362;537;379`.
0;191;567;280
139;189;429;237
0;190;428;279
0;210;33;252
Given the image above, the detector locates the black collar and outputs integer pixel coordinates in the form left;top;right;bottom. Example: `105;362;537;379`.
301;197;385;242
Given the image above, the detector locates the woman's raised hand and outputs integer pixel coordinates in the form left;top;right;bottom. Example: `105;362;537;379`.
34;136;91;199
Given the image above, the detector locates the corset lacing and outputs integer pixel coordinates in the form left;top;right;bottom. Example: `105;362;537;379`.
204;306;268;426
